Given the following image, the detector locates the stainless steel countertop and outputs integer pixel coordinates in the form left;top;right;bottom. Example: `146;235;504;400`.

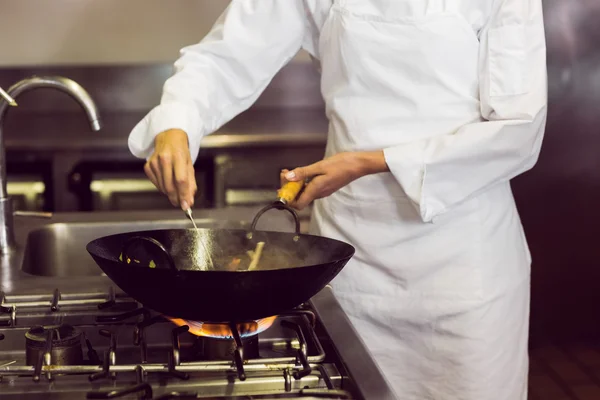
0;207;398;400
4;109;328;152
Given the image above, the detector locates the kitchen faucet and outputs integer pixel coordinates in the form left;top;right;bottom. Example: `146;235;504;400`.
0;86;17;106
0;76;102;255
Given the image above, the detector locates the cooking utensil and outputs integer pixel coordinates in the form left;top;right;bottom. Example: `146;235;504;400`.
184;208;198;230
86;182;355;322
184;207;215;270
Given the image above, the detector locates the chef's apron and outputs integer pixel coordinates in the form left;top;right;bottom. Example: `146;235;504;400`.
310;1;531;399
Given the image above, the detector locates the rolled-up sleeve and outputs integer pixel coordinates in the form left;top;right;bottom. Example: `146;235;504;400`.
128;0;307;162
384;0;548;222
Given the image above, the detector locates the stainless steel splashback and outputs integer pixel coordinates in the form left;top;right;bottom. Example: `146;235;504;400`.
0;61;324;113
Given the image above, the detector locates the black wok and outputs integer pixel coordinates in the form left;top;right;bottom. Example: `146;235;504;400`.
86;201;355;322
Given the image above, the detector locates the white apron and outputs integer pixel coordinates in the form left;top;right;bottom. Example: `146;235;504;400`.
310;2;531;399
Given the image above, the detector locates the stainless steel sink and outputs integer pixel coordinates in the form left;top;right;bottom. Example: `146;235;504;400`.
21;219;250;276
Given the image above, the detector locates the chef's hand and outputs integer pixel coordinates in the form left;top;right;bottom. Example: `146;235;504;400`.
145;129;197;210
280;151;389;210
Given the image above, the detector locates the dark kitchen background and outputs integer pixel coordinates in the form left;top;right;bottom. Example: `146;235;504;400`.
1;1;599;398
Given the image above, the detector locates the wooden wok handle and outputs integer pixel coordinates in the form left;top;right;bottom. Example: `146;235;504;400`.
121;236;178;272
277;181;304;205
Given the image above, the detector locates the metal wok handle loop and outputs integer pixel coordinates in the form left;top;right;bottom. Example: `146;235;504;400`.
121;236;178;272
250;202;301;236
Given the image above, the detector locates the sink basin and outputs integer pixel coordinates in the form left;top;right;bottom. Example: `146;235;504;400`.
21;218;250;277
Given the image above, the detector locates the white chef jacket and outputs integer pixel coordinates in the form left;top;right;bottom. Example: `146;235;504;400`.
129;0;547;224
128;2;547;398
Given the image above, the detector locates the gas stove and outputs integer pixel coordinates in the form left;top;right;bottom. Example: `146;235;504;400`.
0;287;397;399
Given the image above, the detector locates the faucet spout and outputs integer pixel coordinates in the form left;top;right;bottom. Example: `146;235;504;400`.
0;76;102;254
0;86;17;106
0;76;102;198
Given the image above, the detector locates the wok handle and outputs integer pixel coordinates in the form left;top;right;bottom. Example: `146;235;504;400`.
250;203;301;235
277;181;304;205
121;236;178;272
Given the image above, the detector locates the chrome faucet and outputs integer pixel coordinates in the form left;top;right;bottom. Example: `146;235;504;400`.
0;86;17;106
0;76;102;255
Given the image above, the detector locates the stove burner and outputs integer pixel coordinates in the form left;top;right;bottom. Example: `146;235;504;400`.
192;334;260;361
25;324;83;366
167;316;277;339
167;316;278;379
166;317;277;368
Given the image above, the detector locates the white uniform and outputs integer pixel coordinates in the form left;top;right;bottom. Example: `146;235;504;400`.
129;1;548;399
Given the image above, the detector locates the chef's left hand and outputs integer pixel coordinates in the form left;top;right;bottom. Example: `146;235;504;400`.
280;151;389;210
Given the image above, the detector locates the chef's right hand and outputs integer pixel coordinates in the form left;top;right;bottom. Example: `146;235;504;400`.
144;129;197;210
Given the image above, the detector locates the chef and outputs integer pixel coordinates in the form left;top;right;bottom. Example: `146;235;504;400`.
128;1;548;398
